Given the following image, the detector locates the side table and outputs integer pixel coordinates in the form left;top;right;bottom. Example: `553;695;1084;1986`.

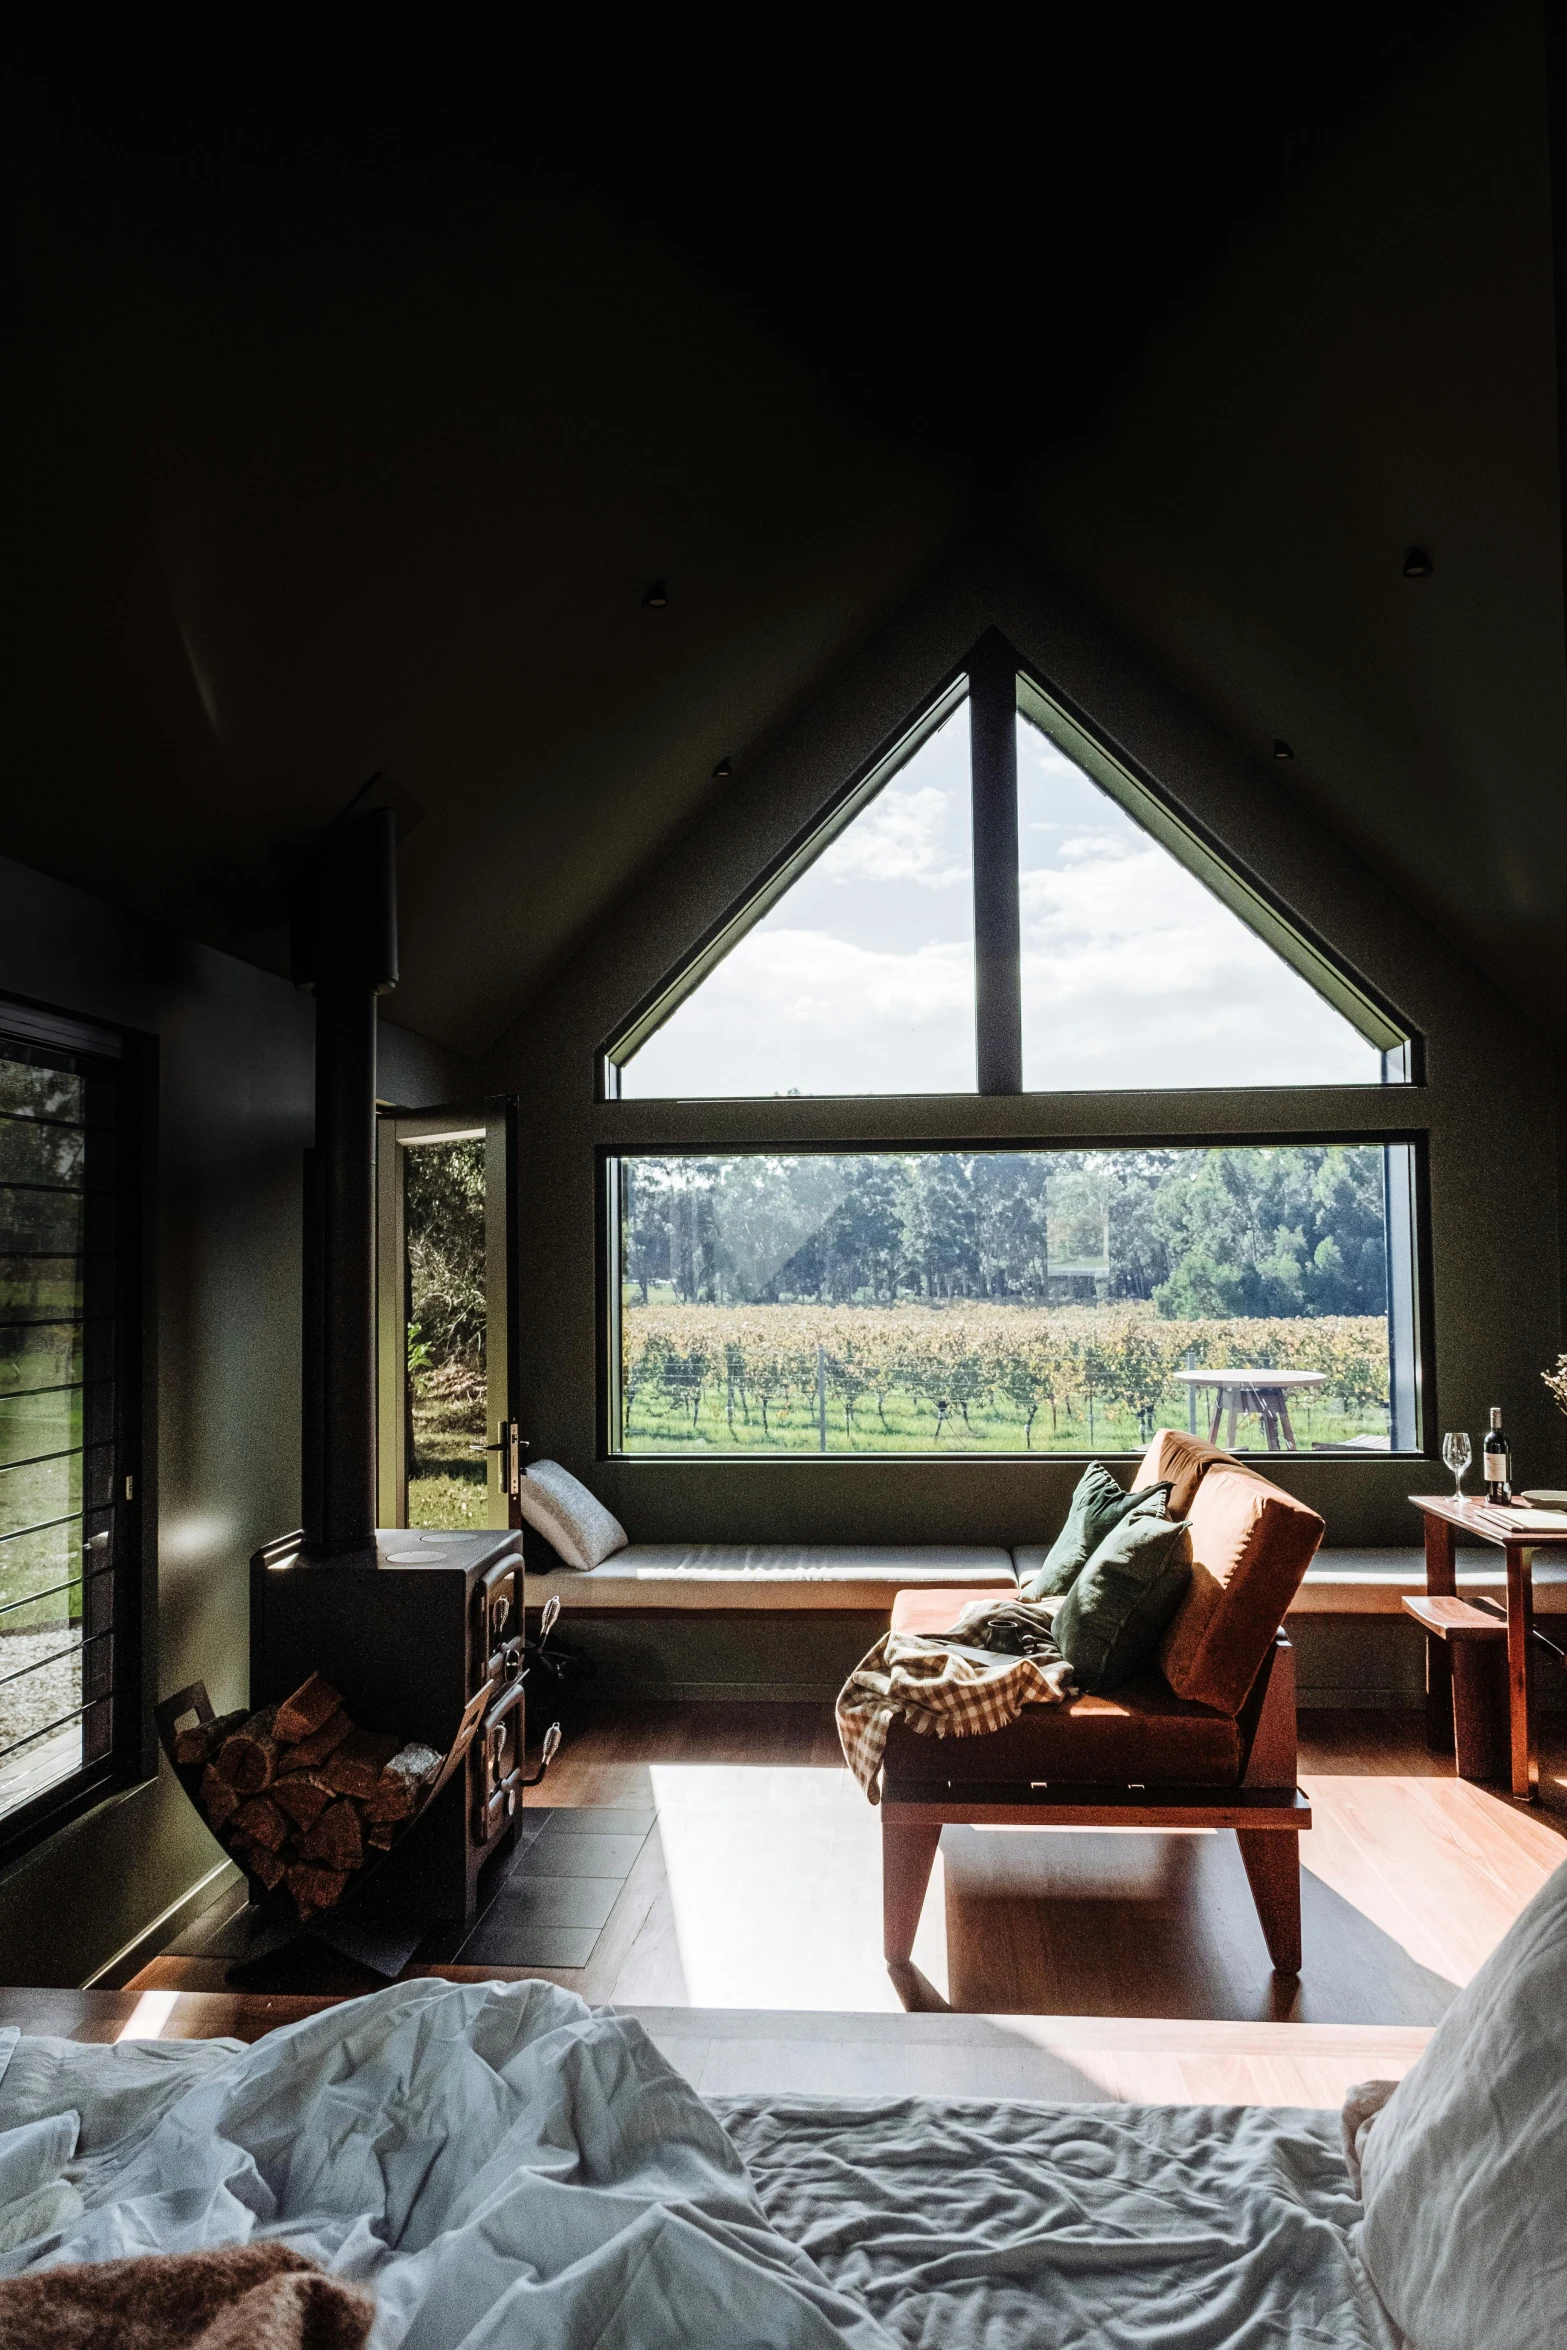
1409;1494;1558;1801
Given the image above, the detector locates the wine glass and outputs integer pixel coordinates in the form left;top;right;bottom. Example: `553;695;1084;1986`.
1442;1431;1472;1500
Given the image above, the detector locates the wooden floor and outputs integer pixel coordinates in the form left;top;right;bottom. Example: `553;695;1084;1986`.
129;1702;1567;2049
0;1985;1435;2107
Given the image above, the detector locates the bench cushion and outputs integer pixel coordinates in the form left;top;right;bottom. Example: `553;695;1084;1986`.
881;1667;1241;1786
531;1545;1017;1612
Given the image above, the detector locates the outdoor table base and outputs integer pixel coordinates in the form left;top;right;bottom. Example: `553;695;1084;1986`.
1172;1368;1327;1455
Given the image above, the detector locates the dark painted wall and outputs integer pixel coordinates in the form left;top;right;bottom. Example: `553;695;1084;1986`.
1026;2;1565;1033
0;850;468;1985
483;540;1566;1582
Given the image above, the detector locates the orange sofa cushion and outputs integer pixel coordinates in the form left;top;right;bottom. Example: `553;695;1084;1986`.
1134;1428;1232;1518
1158;1462;1323;1713
889;1587;1013;1638
880;1668;1241;1785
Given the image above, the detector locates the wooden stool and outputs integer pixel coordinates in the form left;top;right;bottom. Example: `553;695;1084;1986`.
1403;1595;1509;1783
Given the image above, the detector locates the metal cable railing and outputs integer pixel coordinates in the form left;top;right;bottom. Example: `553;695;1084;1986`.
0;1040;123;1826
0;1624;110;1693
0;1700;98;1770
0;1571;102;1625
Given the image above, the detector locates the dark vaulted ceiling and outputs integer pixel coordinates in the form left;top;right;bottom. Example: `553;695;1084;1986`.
0;2;1559;1051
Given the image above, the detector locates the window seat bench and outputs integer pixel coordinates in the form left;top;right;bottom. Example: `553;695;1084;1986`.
528;1544;1017;1612
528;1543;1567;1616
1292;1547;1567;1614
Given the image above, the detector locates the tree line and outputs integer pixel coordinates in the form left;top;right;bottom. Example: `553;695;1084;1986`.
620;1147;1391;1323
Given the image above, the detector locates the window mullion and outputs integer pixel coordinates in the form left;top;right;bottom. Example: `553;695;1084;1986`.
968;635;1022;1094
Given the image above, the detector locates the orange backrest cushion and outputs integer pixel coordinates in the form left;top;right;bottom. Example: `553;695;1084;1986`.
1157;1462;1323;1714
1134;1428;1232;1519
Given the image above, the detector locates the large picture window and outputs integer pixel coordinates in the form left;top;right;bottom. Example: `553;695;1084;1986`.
602;634;1425;1467
611;1143;1421;1457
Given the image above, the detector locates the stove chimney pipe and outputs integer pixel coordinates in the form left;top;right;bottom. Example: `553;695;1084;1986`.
292;806;399;1556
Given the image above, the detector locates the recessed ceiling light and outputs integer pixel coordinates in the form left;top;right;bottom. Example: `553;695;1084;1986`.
1272;739;1294;761
1402;547;1433;578
642;580;669;608
711;757;732;780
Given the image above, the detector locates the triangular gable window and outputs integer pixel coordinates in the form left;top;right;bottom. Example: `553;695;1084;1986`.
617;691;976;1097
1015;687;1393;1089
609;648;1407;1098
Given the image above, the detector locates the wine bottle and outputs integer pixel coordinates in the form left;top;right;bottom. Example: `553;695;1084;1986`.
1483;1406;1512;1504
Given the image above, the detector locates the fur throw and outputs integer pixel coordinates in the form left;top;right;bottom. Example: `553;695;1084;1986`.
0;2241;374;2350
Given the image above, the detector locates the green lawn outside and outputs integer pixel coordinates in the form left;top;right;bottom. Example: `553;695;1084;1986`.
0;1376;83;1628
409;1469;488;1529
621;1389;1388;1455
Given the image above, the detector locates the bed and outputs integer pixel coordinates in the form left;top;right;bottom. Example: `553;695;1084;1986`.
0;1856;1561;2349
0;1978;1386;2350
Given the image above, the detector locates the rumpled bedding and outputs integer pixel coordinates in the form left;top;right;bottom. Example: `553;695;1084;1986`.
0;1982;887;2350
0;1982;1398;2349
715;2092;1401;2350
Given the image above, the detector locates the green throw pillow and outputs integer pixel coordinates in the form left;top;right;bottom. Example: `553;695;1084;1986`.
1050;1509;1193;1695
1019;1463;1173;1603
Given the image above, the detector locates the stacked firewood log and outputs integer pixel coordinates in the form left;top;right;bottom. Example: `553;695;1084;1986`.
173;1673;443;1921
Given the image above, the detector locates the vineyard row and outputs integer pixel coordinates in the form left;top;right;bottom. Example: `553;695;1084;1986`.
620;1303;1390;1441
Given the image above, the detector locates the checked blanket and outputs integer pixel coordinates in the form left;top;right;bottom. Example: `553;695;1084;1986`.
836;1598;1077;1801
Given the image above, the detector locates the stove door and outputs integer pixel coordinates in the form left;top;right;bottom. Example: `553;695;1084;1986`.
375;1097;520;1534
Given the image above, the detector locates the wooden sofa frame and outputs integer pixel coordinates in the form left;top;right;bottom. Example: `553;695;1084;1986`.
882;1630;1310;1976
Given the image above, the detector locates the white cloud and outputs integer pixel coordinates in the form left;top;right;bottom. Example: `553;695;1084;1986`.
742;928;972;1020
624;711;1383;1098
623;926;975;1096
817;783;971;890
1019;840;1380;1087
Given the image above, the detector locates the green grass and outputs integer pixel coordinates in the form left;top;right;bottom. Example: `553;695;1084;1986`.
409;1469;488;1529
622;1390;1389;1456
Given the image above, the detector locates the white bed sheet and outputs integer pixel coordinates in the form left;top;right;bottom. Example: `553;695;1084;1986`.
0;1987;1398;2349
715;2091;1399;2350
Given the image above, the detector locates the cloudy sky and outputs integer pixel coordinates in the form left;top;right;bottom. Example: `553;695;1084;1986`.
620;705;1382;1096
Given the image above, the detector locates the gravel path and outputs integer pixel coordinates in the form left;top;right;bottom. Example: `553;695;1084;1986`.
0;1627;82;1806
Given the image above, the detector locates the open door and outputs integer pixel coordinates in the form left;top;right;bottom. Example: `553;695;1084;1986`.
375;1099;519;1531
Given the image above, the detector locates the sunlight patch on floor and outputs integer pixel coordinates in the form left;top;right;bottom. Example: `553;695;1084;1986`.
1298;1772;1563;1986
116;1989;180;2041
647;1763;946;2010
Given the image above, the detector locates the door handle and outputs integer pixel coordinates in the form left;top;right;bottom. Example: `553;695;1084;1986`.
483;1421;525;1501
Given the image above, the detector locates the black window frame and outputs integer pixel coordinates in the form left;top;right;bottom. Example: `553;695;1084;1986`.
0;996;149;1866
596;634;1430;1465
602;633;1416;1100
600;1132;1431;1463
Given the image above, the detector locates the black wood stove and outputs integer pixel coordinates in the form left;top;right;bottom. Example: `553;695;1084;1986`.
249;1526;529;1941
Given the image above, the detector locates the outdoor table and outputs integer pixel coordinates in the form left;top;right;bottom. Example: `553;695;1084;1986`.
1409;1493;1567;1802
1172;1366;1326;1452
